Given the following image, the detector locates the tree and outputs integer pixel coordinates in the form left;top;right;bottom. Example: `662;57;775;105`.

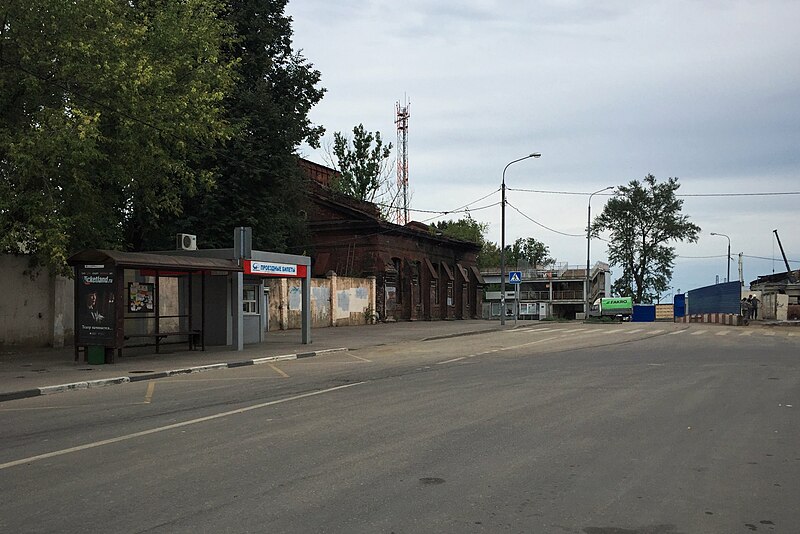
0;0;235;275
431;216;550;270
139;0;326;253
330;124;392;203
591;174;700;303
506;237;553;269
431;214;486;244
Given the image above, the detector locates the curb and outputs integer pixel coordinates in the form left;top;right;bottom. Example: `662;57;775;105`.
0;347;348;404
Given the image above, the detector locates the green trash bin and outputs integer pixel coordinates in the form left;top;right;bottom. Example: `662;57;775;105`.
87;345;106;365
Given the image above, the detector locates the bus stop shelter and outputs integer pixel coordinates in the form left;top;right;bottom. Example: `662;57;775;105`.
68;243;313;363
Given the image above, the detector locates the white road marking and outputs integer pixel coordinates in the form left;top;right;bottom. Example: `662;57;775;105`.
0;382;365;471
667;331;683;335
623;329;644;334
649;330;664;335
690;330;707;335
437;357;466;365
763;332;776;336
716;331;731;336
739;330;754;336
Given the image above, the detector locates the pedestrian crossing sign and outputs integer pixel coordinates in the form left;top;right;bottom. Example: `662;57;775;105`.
508;271;522;284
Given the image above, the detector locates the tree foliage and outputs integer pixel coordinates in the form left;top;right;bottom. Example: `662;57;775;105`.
506;237;553;269
137;0;326;253
592;174;700;303
431;214;486;244
431;216;551;271
330;124;392;203
0;0;236;275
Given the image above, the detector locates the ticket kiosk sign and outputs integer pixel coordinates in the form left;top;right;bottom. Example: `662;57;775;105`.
244;260;307;278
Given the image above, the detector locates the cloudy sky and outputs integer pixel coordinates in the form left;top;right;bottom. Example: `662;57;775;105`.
287;0;800;296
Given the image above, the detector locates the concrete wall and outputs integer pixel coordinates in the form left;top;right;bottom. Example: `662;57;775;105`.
761;293;789;321
266;273;376;331
0;255;74;347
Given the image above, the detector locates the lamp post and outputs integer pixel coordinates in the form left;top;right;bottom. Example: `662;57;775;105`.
585;186;614;318
500;152;541;325
710;232;731;283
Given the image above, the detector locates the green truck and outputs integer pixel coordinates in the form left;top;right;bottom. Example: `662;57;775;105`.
589;297;633;321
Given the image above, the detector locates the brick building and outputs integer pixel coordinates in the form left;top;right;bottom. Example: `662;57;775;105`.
300;159;484;322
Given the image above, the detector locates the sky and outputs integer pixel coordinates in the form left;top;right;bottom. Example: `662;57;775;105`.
286;0;800;297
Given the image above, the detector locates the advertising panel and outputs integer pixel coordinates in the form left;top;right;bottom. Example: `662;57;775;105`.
128;282;155;313
77;267;116;345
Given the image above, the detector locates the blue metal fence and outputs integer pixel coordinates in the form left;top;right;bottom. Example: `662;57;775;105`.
686;282;741;315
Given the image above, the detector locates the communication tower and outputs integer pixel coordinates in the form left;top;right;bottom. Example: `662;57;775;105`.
395;98;410;225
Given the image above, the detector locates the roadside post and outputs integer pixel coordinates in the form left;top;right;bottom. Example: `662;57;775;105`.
509;271;522;326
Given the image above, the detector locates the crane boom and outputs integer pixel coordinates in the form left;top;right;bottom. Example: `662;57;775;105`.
773;229;796;283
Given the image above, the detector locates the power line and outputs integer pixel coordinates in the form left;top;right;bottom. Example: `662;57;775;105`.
505;201;585;238
507;187;800;198
742;254;800;264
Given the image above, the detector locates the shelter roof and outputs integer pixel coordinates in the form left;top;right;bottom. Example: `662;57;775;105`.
67;249;241;272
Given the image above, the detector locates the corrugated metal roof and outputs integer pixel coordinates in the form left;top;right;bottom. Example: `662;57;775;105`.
67;249;241;271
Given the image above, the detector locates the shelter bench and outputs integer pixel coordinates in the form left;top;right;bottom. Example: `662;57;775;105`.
124;330;203;354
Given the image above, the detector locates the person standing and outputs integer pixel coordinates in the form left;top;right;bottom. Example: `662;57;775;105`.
748;295;759;321
741;298;751;322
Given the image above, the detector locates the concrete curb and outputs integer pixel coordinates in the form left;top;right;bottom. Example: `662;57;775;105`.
0;347;349;404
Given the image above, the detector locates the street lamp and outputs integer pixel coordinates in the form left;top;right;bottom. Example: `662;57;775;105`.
500;152;541;325
710;232;731;283
585;186;614;318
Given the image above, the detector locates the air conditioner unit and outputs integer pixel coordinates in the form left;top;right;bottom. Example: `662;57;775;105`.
176;233;197;251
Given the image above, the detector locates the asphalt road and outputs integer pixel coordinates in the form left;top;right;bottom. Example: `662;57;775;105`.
1;323;798;534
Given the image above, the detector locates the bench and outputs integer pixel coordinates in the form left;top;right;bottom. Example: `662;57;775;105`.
125;330;203;353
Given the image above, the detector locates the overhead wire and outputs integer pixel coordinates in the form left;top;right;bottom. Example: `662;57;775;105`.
507;187;800;198
505;201;585;238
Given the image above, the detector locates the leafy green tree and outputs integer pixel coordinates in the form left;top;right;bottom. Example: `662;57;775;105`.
506;237;553;268
0;0;235;274
432;215;536;270
140;0;326;253
432;214;486;244
330;124;392;203
591;174;700;303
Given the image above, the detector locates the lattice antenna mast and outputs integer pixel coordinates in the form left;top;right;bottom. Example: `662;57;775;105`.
395;98;410;225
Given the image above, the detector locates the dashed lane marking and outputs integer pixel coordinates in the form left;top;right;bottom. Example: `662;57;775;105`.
762;331;776;336
667;331;683;335
347;353;373;362
690;330;707;336
716;331;731;336
437;357;466;365
623;329;644;334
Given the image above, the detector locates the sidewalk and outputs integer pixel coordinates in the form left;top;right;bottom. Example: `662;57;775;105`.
0;320;533;402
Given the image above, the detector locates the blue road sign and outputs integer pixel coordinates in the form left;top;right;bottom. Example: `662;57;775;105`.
508;271;522;284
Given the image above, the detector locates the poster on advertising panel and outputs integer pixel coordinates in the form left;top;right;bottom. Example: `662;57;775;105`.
77;267;116;344
128;282;154;313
